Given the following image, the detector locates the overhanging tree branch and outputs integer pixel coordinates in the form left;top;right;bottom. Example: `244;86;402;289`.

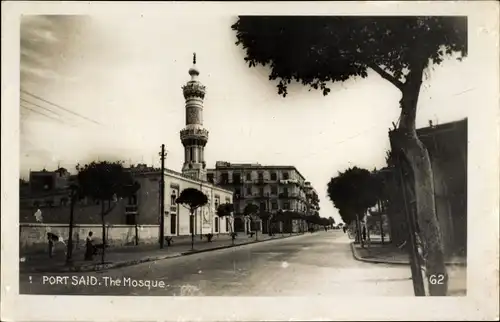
367;62;404;92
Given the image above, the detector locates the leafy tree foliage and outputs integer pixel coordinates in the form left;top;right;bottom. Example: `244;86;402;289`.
176;188;208;250
232;16;466;100
232;16;466;296
76;161;139;263
216;203;234;232
176;188;209;214
327;166;379;224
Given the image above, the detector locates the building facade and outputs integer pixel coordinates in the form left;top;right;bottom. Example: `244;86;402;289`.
387;118;467;257
206;161;318;233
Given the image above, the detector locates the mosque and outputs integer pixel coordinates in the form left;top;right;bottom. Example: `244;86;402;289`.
19;54;234;251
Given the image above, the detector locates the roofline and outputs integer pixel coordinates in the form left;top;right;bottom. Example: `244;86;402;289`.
207;164;307;181
133;168;233;194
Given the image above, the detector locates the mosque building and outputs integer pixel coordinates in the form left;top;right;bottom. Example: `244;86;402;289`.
19;54;234;251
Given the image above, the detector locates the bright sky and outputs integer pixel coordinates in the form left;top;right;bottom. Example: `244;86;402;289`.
20;14;476;223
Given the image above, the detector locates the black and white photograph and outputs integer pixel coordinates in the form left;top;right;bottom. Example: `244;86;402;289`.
2;1;499;321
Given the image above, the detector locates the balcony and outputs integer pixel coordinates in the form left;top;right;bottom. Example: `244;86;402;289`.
255;178;266;185
125;205;138;214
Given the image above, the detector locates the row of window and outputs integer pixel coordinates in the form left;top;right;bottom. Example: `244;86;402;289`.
208;171;292;184
233;201;308;213
234;186;304;198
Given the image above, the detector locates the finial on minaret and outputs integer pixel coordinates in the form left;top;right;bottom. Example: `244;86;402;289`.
188;53;200;77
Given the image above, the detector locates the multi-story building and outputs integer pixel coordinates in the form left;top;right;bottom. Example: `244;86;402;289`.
207;162;318;233
304;181;320;216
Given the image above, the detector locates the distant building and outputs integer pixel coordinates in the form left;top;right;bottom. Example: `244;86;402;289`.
304;181;320;216
207;161;318;233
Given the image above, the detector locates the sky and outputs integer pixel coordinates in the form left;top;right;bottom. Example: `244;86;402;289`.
20;14;477;223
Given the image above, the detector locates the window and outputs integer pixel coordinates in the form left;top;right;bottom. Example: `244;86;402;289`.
271;185;278;195
207;173;214;183
170;214;176;234
246;187;252;196
235;189;241;199
189;215;194;234
221;173;229;184
258;172;264;180
282;187;288;196
283;172;289;180
233;173;241;184
259;187;264;196
226;217;230;232
260;202;266;212
270;172;277;181
246;173;251;181
284;202;290;210
272;202;278;210
214;217;219;233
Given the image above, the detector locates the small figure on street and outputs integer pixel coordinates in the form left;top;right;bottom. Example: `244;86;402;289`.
84;231;94;261
362;225;367;241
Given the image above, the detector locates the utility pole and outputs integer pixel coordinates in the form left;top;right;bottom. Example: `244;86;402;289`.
65;185;77;265
159;144;166;249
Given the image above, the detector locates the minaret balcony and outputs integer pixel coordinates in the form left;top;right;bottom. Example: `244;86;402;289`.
180;127;209;141
182;82;206;99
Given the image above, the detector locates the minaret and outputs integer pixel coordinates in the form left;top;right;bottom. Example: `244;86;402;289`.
180;53;209;181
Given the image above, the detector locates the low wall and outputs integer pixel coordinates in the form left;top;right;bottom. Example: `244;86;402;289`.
20;223;160;253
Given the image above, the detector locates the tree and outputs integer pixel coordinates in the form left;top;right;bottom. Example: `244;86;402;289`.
76;161;137;264
328;216;336;229
217;203;235;245
243;203;260;239
232;15;466;296
176;188;208;250
327;167;379;245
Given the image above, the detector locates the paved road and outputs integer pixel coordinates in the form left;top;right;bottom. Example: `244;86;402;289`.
20;231;414;296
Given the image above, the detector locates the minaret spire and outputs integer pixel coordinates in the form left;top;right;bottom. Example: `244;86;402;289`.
180;53;208;181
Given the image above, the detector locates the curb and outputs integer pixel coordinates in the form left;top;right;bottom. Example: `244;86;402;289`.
349;242;467;267
22;233;306;273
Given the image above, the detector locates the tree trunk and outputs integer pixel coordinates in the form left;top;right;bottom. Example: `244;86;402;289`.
190;211;195;250
66;192;75;265
355;214;362;246
101;201;105;265
397;62;448;296
135;222;139;246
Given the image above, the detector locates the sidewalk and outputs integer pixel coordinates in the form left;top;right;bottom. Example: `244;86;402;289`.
20;232;304;273
349;236;467;296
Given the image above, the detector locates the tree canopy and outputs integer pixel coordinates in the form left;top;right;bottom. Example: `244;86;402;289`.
327;166;380;224
232;16;466;98
243;203;259;217
216;203;234;218
76;161;138;202
176;188;208;214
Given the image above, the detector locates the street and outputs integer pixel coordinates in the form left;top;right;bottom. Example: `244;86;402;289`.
20;231;414;296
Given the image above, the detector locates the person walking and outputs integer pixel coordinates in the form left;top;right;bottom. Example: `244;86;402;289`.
84;231;94;261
